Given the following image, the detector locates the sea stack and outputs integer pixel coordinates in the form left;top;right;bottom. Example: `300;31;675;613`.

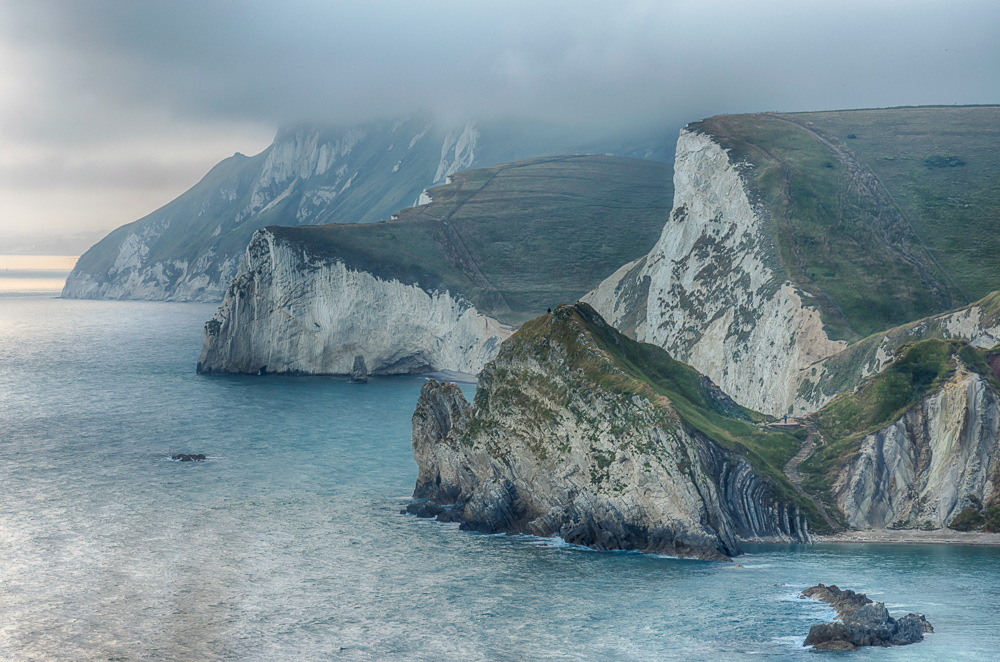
351;355;368;383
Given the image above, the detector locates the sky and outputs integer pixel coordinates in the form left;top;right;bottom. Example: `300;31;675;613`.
1;0;998;237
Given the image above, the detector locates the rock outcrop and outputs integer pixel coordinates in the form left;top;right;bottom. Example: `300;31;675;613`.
197;229;511;376
350;355;368;383
172;454;207;462
801;584;932;650
406;304;814;561
832;362;1000;530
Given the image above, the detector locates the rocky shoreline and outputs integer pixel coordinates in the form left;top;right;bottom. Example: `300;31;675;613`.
814;529;1000;546
404;305;816;562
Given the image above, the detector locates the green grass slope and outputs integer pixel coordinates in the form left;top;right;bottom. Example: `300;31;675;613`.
691;106;1000;343
795;106;1000;303
270;155;674;324
798;291;1000;406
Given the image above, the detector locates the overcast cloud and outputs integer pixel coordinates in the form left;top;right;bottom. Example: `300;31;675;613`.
1;0;998;235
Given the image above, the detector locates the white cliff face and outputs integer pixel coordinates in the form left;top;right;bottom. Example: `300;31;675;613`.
61;119;489;303
197;229;512;376
587;129;1000;417
833;365;1000;529
433;122;479;183
588;129;846;417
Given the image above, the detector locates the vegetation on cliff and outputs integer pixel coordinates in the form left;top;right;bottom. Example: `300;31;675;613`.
796;291;1000;408
799;339;1000;499
465;303;827;530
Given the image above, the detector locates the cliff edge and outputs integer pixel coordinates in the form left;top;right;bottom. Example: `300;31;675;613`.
586;107;1000;417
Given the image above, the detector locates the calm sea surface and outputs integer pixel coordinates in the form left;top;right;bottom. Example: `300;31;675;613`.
1;295;998;661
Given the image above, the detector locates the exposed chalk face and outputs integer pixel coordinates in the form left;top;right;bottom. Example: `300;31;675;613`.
60;119;481;304
197;229;512;376
834;364;1000;530
587;129;846;417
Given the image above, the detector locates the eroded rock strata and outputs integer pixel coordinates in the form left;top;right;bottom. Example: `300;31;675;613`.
407;303;813;561
831;362;1000;530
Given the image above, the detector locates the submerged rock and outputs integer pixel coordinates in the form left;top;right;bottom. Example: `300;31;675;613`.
802;584;932;649
403;501;446;519
351;355;368;383
172;454;207;462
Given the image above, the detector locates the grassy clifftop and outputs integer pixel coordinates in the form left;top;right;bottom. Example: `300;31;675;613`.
799;106;1000;303
691;106;1000;342
271;155;673;324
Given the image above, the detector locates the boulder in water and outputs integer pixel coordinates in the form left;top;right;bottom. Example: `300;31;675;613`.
802;584;932;649
351;355;368;383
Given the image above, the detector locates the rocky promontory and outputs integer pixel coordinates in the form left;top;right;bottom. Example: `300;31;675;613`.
802;584;933;650
406;303;819;561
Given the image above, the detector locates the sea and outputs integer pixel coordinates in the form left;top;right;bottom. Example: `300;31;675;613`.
1;268;999;660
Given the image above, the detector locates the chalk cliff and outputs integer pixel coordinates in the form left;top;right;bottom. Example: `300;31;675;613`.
586;116;1000;417
406;303;814;561
197;229;511;375
585;129;846;417
63;118;674;302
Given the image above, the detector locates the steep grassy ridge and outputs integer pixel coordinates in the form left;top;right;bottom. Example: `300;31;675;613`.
797;291;1000;407
272;156;673;324
692;113;965;341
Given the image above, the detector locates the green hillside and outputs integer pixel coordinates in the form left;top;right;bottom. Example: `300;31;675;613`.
797;106;1000;303
270;155;674;324
691;106;1000;342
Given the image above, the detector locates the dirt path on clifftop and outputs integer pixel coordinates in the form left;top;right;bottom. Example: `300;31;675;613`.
782;422;839;532
766;113;961;311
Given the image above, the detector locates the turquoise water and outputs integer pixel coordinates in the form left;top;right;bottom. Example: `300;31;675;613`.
1;296;998;661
